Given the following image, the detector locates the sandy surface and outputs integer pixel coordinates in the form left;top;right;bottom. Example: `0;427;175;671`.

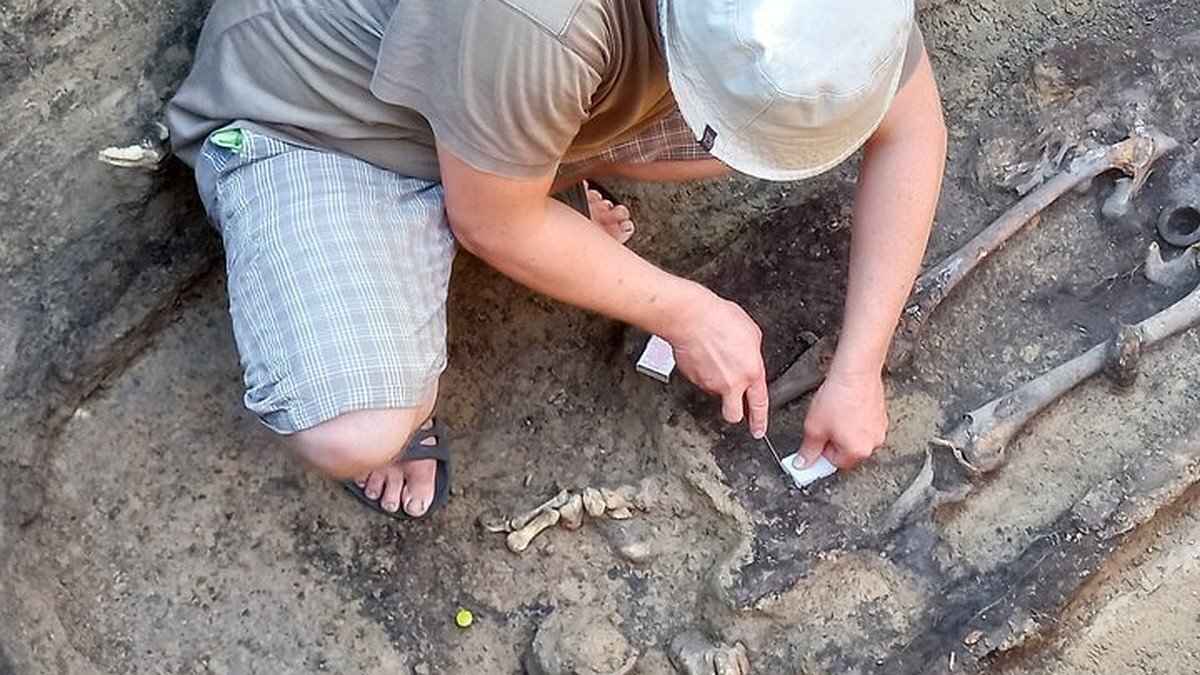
7;0;1200;673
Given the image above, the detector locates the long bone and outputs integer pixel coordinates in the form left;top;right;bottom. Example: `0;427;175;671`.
1146;241;1200;288
886;129;1176;371
768;335;836;409
933;258;1200;474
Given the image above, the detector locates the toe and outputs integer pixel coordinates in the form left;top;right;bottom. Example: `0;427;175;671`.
401;458;438;517
616;220;635;244
363;469;387;501
380;468;406;513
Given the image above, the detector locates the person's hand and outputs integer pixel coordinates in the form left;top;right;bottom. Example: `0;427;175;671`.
796;369;887;469
667;294;769;438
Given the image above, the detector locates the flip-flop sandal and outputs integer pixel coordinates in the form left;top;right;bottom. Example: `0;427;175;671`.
342;416;451;520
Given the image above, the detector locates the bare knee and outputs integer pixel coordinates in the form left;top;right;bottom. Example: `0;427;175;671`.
290;407;424;478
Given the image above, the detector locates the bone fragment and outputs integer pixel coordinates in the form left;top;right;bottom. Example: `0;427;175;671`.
477;511;511;534
668;631;751;675
885;450;936;531
1104;324;1142;388
934;273;1200;474
506;509;561;553
607;506;633;520
1145;241;1200;288
509;489;571;531
1101;177;1135;219
884;449;973;531
888;129;1177;371
1157;203;1200;248
558;492;584;530
582;487;606;518
768;334;837;409
97;141;164;169
600;488;632;512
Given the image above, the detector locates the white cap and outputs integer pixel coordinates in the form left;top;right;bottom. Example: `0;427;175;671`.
660;0;914;181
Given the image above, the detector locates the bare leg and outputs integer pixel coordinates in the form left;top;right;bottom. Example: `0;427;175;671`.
291;385;440;517
583;180;636;243
564;158;733;244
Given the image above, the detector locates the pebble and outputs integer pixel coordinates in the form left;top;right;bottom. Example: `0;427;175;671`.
526;606;637;675
616;540;655;565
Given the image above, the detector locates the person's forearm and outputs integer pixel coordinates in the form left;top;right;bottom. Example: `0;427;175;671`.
457;196;707;340
832;62;947;376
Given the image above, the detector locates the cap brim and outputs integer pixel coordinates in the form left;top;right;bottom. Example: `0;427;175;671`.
660;0;909;182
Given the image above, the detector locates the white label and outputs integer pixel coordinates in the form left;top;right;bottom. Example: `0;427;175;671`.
636;334;676;383
779;454;838;488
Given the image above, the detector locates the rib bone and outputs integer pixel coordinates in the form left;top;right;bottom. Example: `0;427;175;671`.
888;129;1177;371
934;273;1200;474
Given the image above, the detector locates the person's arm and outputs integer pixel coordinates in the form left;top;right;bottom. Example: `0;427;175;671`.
437;144;771;436
797;49;947;469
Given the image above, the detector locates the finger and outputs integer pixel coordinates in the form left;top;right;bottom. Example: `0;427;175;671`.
796;432;827;468
720;389;745;425
744;378;769;439
826;442;876;470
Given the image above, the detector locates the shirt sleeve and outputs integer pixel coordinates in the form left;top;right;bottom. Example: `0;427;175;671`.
370;1;603;179
897;22;926;89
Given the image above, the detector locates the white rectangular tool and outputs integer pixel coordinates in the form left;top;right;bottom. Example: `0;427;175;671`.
778;453;838;488
636;334;676;383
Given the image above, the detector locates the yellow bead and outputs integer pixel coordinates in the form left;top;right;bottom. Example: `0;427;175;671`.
455;608;474;628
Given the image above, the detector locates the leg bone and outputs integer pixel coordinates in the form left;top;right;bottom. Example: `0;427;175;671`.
936;273;1200;473
768;335;837;410
888;129;1177;371
1145;241;1200;288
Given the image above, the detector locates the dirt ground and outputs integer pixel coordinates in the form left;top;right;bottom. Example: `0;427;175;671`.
7;0;1200;673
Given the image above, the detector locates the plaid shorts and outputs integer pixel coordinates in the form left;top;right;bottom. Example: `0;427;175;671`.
560;109;712;176
194;111;706;434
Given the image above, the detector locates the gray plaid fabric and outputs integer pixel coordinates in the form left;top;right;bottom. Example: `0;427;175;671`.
196;129;455;433
192;108;704;434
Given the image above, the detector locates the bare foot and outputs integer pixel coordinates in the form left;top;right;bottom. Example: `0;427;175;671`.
353;419;438;517
584;180;635;244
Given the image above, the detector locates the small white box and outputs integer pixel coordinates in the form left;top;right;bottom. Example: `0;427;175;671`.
636;334;676;383
779;454;837;488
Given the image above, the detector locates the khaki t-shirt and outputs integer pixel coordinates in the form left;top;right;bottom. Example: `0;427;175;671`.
167;0;673;181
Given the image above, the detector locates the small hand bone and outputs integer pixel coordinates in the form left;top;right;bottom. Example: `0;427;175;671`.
582;487;606;517
934;269;1200;473
559;492;584;530
888;129;1177;370
508;489;571;531
506;509;561;553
